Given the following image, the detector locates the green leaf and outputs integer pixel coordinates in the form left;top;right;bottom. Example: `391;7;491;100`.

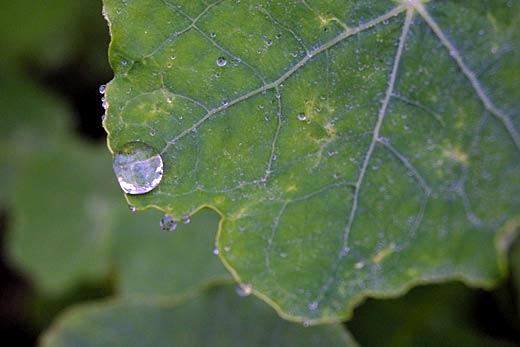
0;0;107;69
113;206;230;297
8;138;229;296
40;285;357;347
0;72;72;206
103;0;520;322
8;140;115;292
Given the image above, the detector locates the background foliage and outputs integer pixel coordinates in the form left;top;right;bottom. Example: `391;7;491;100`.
0;0;519;346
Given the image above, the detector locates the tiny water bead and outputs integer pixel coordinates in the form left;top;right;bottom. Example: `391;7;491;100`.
216;57;227;67
297;113;307;121
235;283;253;297
160;214;177;231
99;84;106;94
112;141;164;195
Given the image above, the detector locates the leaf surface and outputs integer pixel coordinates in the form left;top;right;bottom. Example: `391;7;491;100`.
40;286;356;347
103;0;520;322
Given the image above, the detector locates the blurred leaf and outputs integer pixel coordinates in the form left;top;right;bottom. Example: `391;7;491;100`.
8;140;118;292
40;285;356;347
7;138;229;297
0;73;72;205
0;0;108;70
113;207;230;297
347;282;519;347
103;0;520;322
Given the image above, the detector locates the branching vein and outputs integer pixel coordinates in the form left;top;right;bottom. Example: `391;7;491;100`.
161;5;406;153
413;3;520;152
310;8;414;309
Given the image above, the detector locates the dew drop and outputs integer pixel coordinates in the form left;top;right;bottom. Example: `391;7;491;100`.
213;248;219;255
235;283;253;297
308;301;318;310
216;57;227;67
266;40;273;46
354;261;365;269
128;205;136;212
99;84;106;94
297;113;307;121
210;32;216;38
160;214;177;231
182;216;191;224
112;141;164;194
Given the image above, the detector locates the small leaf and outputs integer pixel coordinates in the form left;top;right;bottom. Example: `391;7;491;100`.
40;286;357;347
104;0;520;322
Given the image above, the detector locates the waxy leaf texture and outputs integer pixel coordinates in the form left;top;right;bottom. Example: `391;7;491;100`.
103;0;520;322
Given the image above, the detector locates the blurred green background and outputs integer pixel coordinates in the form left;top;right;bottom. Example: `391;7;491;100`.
0;0;520;346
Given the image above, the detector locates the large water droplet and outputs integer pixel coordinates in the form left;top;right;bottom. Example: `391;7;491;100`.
112;141;163;194
160;214;177;231
99;84;106;94
308;301;318;310
235;283;253;297
216;57;227;67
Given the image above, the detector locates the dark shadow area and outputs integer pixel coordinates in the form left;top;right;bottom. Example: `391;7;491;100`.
0;210;115;346
31;60;113;142
346;279;520;347
0;211;37;347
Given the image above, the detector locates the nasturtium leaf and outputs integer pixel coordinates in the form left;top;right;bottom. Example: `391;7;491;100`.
40;285;357;347
103;0;520;322
0;72;72;206
113;207;230;297
0;0;107;69
8;138;229;296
